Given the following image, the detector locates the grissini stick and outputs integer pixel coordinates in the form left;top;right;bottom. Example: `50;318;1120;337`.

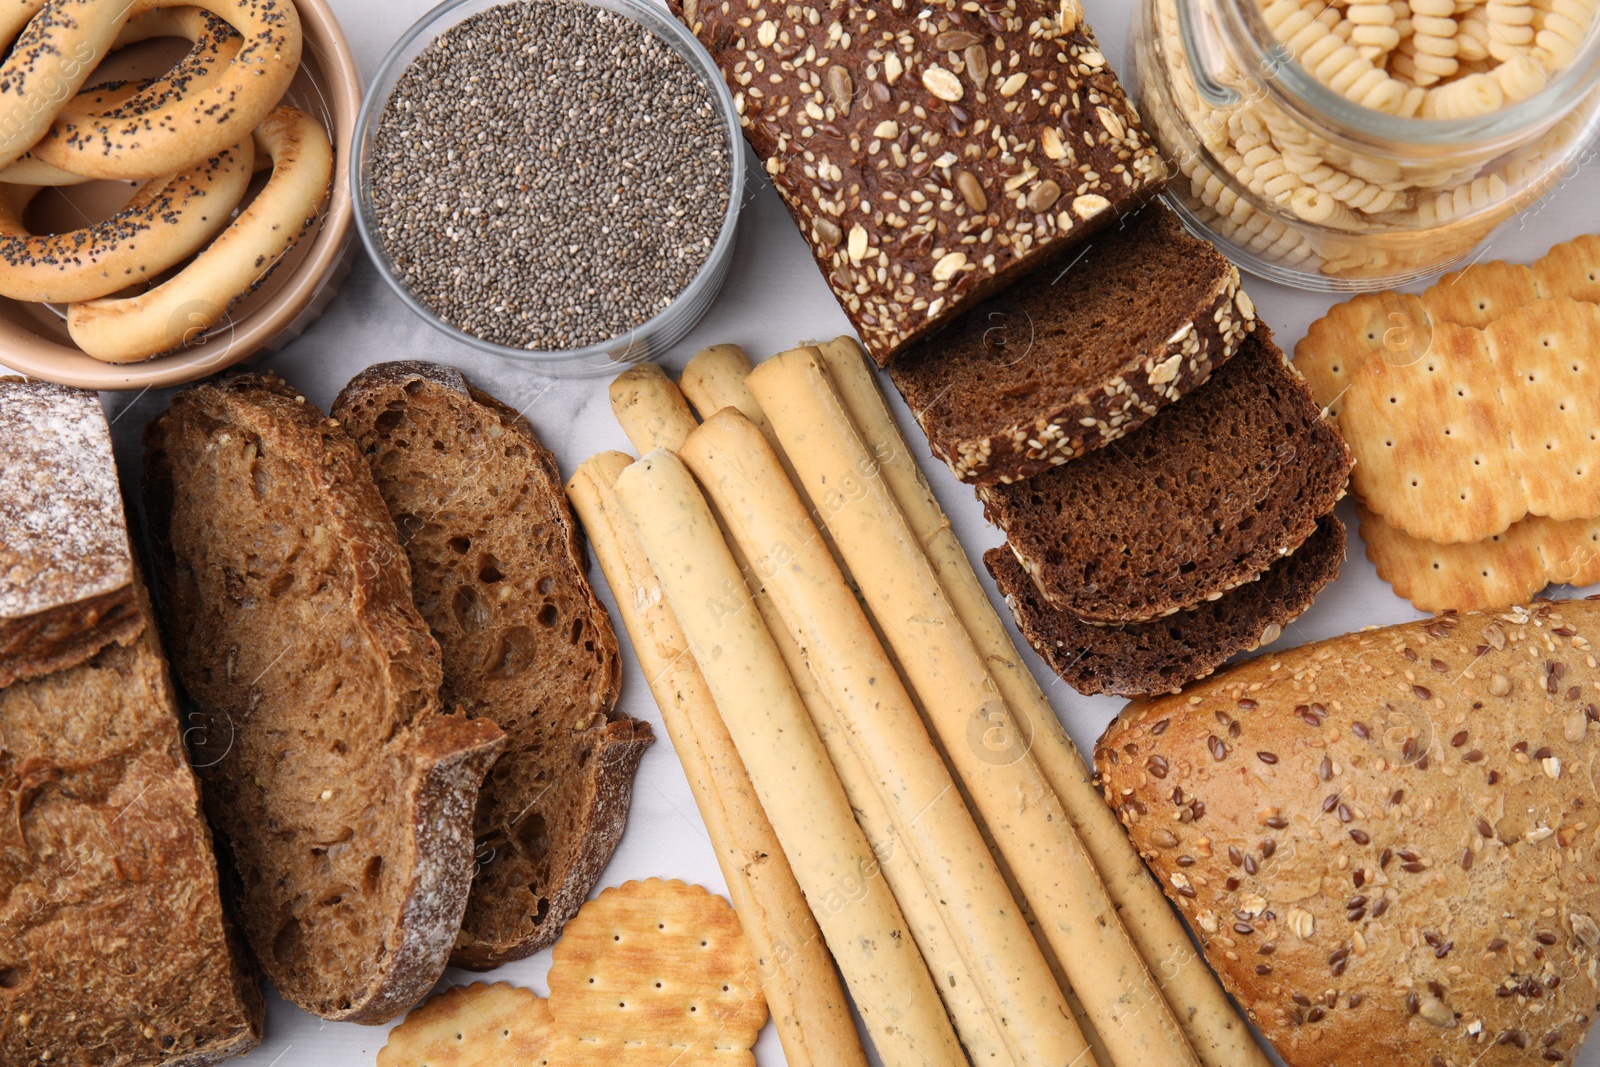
748;347;1201;1067
606;367;1012;1064
814;335;1274;1067
680;344;764;428
680;410;1096;1067
611;450;965;1067
566;452;868;1067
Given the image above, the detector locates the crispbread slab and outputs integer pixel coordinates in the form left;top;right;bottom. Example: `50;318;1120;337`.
1339;298;1600;543
1359;504;1600;612
547;878;767;1056
377;983;556;1067
1294;232;1600;414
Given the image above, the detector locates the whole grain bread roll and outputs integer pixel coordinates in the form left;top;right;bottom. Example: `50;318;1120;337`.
1095;599;1600;1067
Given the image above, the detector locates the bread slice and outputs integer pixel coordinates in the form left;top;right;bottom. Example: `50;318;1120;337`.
888;203;1255;485
1095;598;1600;1067
987;515;1344;697
333;362;651;970
0;379;144;687
143;373;506;1023
980;325;1352;624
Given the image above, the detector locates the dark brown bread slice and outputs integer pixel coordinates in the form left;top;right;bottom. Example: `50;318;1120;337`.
980;325;1353;624
333;362;651;970
0;379;143;687
987;515;1345;697
889;202;1256;485
672;0;1166;367
143;373;506;1023
0;574;264;1066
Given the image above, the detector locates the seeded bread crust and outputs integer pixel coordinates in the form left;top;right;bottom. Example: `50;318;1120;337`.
333;362;651;970
988;515;1345;697
143;373;506;1023
980;326;1353;624
0;379;143;687
1095;598;1600;1067
889;204;1256;484
672;0;1166;367
0;572;264;1066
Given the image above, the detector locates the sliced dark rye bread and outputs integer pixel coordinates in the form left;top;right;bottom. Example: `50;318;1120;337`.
987;515;1345;697
143;373;506;1023
333;362;651;971
888;202;1255;485
979;325;1353;624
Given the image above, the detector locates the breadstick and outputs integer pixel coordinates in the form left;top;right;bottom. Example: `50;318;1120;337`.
812;336;1274;1067
607;366;1012;1064
748;347;1200;1067
565;453;868;1067
611;451;965;1067
680;344;764;426
680;410;1096;1067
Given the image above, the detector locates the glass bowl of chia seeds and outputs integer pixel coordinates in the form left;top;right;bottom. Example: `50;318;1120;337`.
353;0;743;376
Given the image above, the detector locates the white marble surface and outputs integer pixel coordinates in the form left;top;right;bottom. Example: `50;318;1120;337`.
15;0;1600;1062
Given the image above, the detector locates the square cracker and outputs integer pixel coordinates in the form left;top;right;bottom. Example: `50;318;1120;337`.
1358;504;1600;612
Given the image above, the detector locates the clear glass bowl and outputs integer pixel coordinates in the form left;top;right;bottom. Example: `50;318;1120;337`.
1133;0;1600;291
352;0;743;376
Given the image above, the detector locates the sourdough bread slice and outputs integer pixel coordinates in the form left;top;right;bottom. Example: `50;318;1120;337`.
1095;598;1600;1067
0;379;143;687
980;325;1352;624
987;515;1344;697
143;373;506;1023
333;362;650;970
888;203;1256;485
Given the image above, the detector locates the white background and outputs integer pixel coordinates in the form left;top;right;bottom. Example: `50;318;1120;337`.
21;0;1600;1062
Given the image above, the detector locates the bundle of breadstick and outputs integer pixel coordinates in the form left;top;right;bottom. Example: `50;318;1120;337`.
0;0;330;362
566;339;1271;1067
1294;232;1600;611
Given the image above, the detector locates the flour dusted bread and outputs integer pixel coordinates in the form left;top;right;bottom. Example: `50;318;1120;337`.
334;362;650;969
143;373;506;1022
1096;599;1600;1067
0;379;143;687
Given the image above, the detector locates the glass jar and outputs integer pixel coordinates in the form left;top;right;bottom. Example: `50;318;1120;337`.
1133;0;1600;290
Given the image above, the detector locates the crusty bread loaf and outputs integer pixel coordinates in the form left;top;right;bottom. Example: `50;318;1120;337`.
889;203;1255;485
980;326;1353;623
671;0;1165;367
143;373;506;1023
1095;598;1600;1067
333;362;651;970
988;515;1345;696
1;574;264;1067
0;379;143;687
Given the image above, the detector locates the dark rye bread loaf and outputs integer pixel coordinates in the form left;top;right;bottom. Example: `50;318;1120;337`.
0;379;143;687
333;362;651;970
672;0;1165;366
1095;599;1600;1067
980;326;1353;624
1;576;263;1066
143;373;506;1023
889;203;1256;484
987;515;1345;697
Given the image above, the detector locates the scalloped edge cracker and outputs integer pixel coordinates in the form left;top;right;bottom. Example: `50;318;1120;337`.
1359;505;1600;612
376;983;556;1067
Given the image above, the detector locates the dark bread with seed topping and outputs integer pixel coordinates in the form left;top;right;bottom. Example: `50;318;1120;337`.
143;373;506;1023
0;379;143;687
333;362;650;970
987;514;1344;697
980;326;1353;623
672;0;1165;366
889;203;1256;484
1095;599;1600;1067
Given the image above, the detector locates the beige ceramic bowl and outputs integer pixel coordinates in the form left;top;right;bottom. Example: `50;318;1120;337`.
0;0;360;390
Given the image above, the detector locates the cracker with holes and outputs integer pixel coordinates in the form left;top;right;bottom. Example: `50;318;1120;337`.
1359;505;1600;611
377;880;767;1067
1339;298;1600;543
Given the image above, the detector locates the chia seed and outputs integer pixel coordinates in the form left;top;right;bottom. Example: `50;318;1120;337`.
369;0;731;350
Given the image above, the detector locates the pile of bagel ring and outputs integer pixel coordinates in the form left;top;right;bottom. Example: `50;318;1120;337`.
0;0;331;363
